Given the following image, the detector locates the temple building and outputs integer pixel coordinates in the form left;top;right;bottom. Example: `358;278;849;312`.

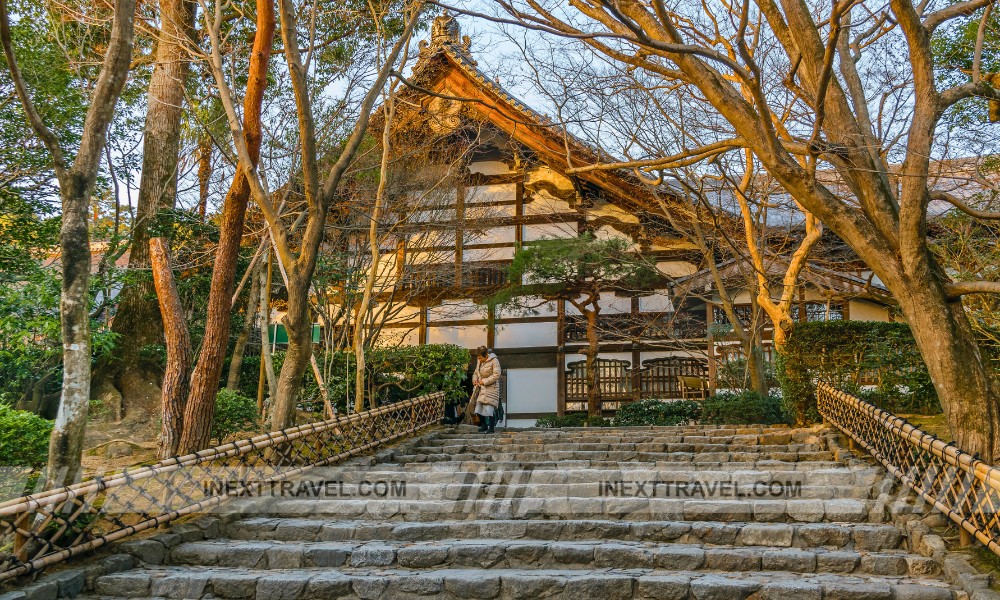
345;14;894;426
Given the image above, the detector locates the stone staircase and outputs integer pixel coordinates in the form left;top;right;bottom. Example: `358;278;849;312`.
81;425;965;600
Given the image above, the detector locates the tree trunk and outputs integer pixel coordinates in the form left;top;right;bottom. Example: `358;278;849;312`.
149;237;191;459
0;0;140;488
46;175;94;487
893;277;1000;460
226;261;260;391
269;273;311;429
197;132;212;220
584;306;600;417
263;0;419;429
104;0;195;415
745;342;768;396
259;260;278;407
178;0;274;454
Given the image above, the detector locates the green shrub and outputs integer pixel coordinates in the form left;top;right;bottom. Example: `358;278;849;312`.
535;413;610;428
325;344;471;412
777;320;939;423
212;389;260;443
0;405;52;468
612;399;702;427
716;355;778;391
701;390;788;425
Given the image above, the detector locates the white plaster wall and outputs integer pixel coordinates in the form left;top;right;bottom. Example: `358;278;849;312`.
849;299;891;322
381;327;420;347
409;250;454;264
427;300;485;322
474;227;516;245
656;261;699;277
495;322;558;348
525;190;573;215
427;324;488;347
397;329;419;346
593;225;640;251
639;293;675;313
506;368;558;414
411;208;456;223
387;304;422;321
468;183;515;204
469;161;511;175
497;297;557;318
505;419;539;429
524;222;576;241
464;246;514;262
565;292;631;315
467;203;513;219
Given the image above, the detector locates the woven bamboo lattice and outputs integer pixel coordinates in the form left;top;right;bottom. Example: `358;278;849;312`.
817;382;1000;553
0;392;445;583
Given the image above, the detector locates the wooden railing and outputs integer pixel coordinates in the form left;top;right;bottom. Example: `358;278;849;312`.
564;357;708;412
0;392;446;583
817;383;1000;553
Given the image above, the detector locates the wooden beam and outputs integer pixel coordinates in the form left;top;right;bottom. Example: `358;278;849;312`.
455;182;465;288
557;299;566;416
706;300;717;394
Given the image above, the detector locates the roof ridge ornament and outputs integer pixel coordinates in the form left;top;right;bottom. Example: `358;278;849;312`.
418;10;475;64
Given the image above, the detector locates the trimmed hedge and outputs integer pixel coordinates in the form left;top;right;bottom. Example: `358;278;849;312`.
701;390;789;425
777;320;938;423
535;413;610;428
612;399;702;426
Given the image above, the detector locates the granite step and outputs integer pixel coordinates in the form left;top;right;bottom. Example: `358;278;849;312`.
222;518;905;550
162;538;937;577
391;450;839;463
88;566;957;600
258;497;876;523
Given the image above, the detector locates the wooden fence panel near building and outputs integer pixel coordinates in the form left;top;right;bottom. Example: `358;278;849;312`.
564;356;709;413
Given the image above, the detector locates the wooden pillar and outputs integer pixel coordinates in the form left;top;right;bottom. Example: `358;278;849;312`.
706;301;717;394
418;306;427;345
557;299;566;416
515;183;524;284
455;182;465;288
631;296;642;402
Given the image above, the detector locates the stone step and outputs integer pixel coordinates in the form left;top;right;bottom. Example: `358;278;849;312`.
411;444;828;456
436;425;803;437
293;466;879;487
165;538;937;577
392;450;839;463
386;459;847;472
259;497;875;522
243;481;871;500
428;432;816;445
224;518;905;550
89;565;957;600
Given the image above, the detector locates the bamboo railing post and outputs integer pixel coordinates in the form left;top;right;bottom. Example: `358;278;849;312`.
960;527;974;547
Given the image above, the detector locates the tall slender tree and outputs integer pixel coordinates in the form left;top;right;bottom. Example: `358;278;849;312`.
0;0;137;485
99;0;196;416
177;0;275;454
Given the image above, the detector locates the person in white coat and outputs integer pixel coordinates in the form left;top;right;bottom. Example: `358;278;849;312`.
472;346;501;434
